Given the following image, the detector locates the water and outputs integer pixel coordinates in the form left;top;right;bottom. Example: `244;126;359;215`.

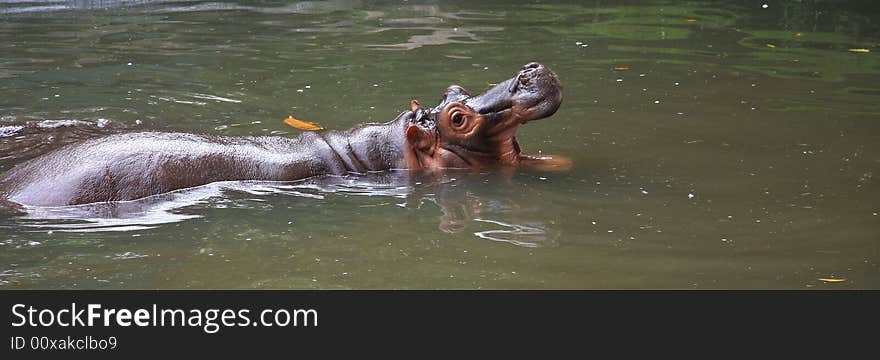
0;0;878;289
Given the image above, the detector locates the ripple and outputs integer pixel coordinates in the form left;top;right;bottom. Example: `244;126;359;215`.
11;172;413;233
366;26;504;51
473;218;548;248
0;0;350;15
0;126;24;137
108;251;149;260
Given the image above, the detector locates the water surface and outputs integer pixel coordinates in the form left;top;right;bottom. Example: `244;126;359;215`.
1;0;878;289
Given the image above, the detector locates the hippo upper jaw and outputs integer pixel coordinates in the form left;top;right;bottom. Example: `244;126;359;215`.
464;62;563;132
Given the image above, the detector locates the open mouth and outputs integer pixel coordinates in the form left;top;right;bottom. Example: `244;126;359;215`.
408;62;562;130
402;63;563;170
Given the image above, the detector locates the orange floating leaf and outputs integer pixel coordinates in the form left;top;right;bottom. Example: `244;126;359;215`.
818;278;846;283
283;115;322;131
613;66;631;72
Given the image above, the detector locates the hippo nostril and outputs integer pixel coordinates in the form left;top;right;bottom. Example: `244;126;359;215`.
519;63;542;80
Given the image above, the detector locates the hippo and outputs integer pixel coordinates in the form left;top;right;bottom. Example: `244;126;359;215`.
0;62;563;207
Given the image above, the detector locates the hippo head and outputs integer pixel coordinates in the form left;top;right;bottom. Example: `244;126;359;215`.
404;62;563;170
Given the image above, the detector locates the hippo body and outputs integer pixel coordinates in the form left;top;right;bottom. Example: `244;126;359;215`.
0;62;563;207
0;120;408;206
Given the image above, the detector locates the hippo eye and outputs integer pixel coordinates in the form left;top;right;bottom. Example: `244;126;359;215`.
451;113;464;126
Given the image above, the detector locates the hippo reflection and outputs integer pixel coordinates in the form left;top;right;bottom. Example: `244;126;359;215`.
406;172;560;248
4;171;561;248
0;62;563;207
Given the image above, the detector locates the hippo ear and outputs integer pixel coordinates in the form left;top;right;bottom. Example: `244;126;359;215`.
405;125;435;151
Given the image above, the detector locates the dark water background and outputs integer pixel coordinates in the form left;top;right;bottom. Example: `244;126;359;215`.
0;0;878;288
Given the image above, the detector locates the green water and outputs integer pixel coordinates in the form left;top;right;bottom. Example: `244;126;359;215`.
0;0;878;289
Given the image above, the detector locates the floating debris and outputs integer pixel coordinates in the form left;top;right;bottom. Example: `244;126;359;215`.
818;278;846;283
283;115;322;131
848;48;870;53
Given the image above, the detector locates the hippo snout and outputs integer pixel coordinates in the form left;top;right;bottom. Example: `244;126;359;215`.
516;62;562;121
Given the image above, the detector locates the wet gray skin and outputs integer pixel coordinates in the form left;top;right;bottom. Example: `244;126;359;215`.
0;63;562;207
